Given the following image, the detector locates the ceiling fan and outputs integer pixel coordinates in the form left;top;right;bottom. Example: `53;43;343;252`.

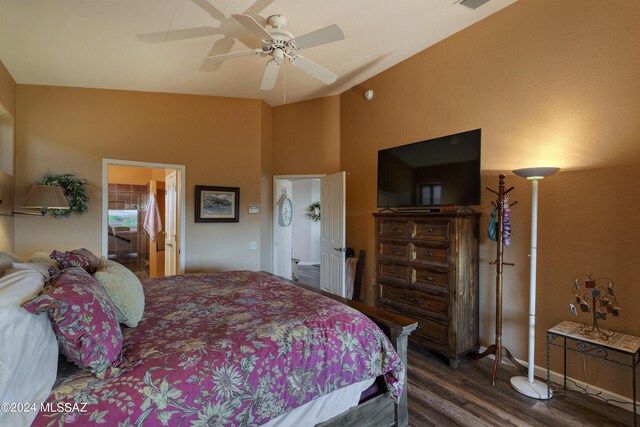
204;14;345;90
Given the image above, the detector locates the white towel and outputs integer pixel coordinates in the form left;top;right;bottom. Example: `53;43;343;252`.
143;194;163;240
345;257;358;300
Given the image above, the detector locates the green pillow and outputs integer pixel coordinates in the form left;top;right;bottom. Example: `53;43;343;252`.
92;258;145;327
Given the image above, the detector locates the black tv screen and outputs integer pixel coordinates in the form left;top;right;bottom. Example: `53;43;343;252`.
377;129;481;208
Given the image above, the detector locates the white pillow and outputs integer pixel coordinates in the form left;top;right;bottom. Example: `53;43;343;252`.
10;262;52;279
0;270;58;427
27;252;60;268
0;251;22;263
0;254;12;276
93;258;145;327
0;269;47;307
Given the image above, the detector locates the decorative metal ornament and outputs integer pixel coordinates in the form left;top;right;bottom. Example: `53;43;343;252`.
569;274;620;340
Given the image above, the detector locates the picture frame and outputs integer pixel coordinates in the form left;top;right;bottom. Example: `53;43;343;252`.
195;185;240;223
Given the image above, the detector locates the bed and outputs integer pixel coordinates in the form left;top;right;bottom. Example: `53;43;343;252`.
25;270;417;426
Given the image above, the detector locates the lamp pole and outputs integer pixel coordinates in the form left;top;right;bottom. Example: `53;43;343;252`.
510;167;559;399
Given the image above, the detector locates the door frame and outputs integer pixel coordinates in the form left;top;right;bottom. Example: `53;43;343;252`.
272;174;324;276
101;158;186;274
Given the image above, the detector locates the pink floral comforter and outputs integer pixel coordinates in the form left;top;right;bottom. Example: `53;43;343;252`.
34;271;404;426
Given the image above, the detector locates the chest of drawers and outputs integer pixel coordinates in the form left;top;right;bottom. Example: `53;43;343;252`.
374;211;480;368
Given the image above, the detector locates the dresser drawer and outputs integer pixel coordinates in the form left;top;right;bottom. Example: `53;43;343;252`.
413;267;449;293
413;316;450;349
378;220;410;239
379;262;410;282
380;284;448;322
411;220;449;242
379;242;409;262
410;243;449;266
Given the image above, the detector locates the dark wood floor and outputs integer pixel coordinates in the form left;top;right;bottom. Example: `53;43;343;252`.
296;264;320;288
407;346;635;426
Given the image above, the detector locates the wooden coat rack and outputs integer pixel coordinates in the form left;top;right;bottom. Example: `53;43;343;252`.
471;174;527;384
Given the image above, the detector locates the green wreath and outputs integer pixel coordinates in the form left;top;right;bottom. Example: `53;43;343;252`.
38;173;89;218
305;201;321;223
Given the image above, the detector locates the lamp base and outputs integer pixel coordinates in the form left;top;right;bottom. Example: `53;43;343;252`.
510;376;552;400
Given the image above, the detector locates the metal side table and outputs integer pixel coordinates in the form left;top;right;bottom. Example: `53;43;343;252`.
547;321;640;426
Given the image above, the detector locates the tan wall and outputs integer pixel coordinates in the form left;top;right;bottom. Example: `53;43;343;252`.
340;0;640;398
0;60;15;118
0;170;14;252
108;165;168;185
15;85;264;272
272;95;341;175
0;61;15;251
260;101;273;271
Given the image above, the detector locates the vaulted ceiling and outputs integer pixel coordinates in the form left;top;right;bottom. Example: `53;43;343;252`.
0;0;516;106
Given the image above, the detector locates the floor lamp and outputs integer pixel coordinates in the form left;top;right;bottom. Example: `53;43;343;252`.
510;167;560;399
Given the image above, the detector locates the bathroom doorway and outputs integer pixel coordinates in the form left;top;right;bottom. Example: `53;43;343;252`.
101;159;186;277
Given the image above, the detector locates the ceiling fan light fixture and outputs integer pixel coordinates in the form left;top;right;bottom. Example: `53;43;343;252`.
273;48;284;63
208;13;345;90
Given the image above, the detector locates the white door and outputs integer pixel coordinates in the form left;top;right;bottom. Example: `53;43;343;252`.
274;179;293;279
165;171;177;276
320;171;346;297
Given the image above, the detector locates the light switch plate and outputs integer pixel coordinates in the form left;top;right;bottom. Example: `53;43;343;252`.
248;205;259;214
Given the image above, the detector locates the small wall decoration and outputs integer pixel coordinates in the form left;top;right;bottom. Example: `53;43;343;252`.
305;201;321;223
38;173;88;218
195;185;239;223
569;274;621;340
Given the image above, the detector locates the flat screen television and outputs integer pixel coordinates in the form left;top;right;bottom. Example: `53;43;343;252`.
377;129;481;208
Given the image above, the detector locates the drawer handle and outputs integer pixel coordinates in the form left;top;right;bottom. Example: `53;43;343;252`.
427;228;434;233
427;276;434;281
426;252;433;257
391;248;397;253
400;294;423;305
391;227;398;232
390;270;396;275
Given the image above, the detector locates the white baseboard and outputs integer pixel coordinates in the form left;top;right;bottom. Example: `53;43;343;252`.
476;345;638;413
297;261;320;266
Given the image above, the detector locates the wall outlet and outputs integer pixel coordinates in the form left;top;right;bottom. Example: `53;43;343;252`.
249;241;257;250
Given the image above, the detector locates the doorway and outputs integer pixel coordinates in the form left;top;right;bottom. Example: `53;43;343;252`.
273;172;346;297
101;159;186;276
273;176;322;287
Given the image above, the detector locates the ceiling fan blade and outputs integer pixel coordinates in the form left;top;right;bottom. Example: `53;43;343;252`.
191;0;226;22
289;55;337;85
291;24;345;50
138;27;217;43
243;0;275;17
204;49;261;63
232;14;273;41
261;60;280;90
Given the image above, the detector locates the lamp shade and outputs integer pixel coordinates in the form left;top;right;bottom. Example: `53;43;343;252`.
512;167;560;180
21;185;70;209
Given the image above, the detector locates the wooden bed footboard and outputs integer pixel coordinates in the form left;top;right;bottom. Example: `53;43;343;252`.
285;279;418;427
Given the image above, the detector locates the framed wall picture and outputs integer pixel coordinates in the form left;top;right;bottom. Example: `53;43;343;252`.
195;185;240;223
